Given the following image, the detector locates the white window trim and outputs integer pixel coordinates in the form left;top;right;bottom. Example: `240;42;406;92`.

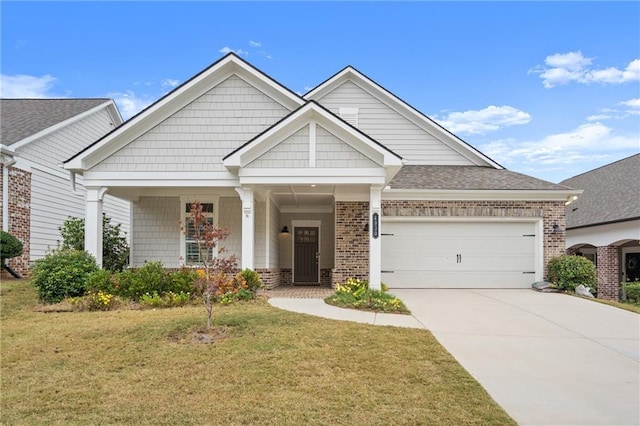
179;195;220;266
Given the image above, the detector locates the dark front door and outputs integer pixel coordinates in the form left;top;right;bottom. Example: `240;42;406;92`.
294;227;319;284
626;253;640;282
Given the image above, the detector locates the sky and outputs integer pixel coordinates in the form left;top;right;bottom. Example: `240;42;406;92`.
1;1;638;184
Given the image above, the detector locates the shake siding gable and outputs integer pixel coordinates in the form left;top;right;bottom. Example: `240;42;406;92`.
90;76;290;173
245;123;379;169
248;125;310;168
315;125;378;168
316;81;474;166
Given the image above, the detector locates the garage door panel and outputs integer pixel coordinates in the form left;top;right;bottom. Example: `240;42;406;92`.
381;220;537;289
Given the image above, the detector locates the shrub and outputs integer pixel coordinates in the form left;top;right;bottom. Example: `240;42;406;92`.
170;268;198;294
59;215;130;271
30;249;99;303
114;262;171;300
139;291;192;309
547;255;597;293
0;231;23;261
624;282;640;304
326;277;409;313
238;268;263;292
86;269;118;294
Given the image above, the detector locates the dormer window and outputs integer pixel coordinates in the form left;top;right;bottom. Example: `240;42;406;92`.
339;107;359;128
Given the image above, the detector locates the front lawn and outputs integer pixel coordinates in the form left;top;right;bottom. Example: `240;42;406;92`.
1;279;514;425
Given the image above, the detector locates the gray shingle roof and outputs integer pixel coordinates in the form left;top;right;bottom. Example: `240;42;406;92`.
388;165;571;190
560;154;640;229
0;98;109;146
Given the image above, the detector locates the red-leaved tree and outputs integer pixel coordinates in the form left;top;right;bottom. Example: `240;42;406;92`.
181;200;238;329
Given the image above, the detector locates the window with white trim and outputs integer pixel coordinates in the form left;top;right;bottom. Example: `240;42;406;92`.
180;197;218;265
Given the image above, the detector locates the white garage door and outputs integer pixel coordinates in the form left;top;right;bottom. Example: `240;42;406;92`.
381;220;538;289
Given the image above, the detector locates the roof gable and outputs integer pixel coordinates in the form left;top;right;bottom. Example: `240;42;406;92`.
64;53;304;171
224;101;403;184
304;67;502;169
0;98;119;148
560;154;640;228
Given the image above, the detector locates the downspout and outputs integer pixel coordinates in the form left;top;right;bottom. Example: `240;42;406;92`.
1;146;17;232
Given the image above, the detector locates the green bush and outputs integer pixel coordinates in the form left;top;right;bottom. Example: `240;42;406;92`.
139;291;192;309
624;282;640;304
114;262;171;301
239;268;263;292
86;269;117;293
547;255;597;293
30;249;99;303
59;215;129;271
170;268;199;295
0;231;23;261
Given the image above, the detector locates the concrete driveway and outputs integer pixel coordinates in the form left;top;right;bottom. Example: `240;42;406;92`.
391;289;639;426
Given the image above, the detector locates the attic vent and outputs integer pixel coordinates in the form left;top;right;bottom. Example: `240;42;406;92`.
339;107;359;128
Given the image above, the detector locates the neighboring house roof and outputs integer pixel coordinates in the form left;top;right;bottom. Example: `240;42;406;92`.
0;98;111;146
560;154;640;229
389;165;571;190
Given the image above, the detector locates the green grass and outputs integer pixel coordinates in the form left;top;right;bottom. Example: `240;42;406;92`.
573;294;640;314
1;279;515;425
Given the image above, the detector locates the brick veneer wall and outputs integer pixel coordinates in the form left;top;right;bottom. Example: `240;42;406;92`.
0;165;32;277
255;268;280;289
382;200;567;277
333;201;369;286
596;246;619;300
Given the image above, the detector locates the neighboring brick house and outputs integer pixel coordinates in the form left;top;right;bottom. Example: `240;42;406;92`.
64;53;578;289
0;99;131;276
561;154;640;300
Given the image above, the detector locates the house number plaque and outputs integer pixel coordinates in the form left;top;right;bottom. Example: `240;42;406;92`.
372;213;379;239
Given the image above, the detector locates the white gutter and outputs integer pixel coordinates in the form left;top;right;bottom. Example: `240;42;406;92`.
1;145;17;232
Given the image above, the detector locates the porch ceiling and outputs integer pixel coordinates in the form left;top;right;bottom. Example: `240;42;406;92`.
271;185;335;210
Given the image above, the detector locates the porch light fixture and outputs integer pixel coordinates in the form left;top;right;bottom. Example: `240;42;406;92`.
363;223;369;232
280;226;290;235
552;223;562;233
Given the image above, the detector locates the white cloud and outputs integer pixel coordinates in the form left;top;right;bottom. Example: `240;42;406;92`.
0;74;57;97
219;46;248;56
161;79;179;89
620;98;640;108
434;105;531;134
108;90;154;120
530;51;640;88
249;40;261;48
481;122;639;167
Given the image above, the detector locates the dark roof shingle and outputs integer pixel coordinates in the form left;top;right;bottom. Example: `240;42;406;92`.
0;98;109;146
560;154;640;228
389;165;571;191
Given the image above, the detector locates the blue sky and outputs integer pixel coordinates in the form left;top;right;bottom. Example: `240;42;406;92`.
1;1;638;183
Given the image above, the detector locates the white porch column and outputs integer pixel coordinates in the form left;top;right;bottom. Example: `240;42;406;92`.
236;187;254;270
369;185;382;290
85;187;107;267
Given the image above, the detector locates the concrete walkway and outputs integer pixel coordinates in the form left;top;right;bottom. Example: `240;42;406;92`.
269;289;640;426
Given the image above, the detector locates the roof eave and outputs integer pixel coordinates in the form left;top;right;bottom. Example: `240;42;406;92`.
382;188;582;202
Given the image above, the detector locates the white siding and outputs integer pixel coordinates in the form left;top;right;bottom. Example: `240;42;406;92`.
248;126;309;168
132;197;180;267
218;197;242;261
316;81;474;165
247;124;378;169
18;109;115;167
29;167;130;261
315;125;378;168
91;76;290;173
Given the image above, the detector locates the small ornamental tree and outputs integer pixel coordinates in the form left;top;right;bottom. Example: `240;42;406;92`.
181;200;238;329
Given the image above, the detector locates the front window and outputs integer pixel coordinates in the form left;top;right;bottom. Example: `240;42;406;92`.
182;200;215;265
